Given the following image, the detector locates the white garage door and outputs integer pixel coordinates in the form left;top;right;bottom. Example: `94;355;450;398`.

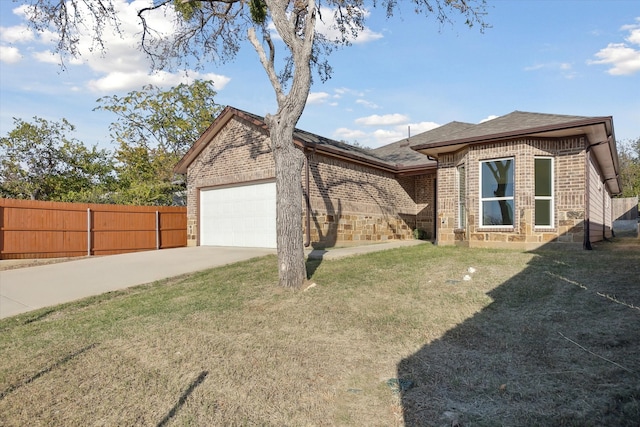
200;181;277;248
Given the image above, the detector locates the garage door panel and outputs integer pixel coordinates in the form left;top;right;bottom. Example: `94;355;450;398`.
200;182;276;248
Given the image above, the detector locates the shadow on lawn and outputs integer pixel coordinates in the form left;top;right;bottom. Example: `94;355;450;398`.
397;239;640;426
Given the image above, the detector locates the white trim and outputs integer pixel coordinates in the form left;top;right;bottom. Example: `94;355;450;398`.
479;157;515;228
534;156;554;229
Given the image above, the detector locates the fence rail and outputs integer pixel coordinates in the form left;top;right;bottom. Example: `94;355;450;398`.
0;198;187;259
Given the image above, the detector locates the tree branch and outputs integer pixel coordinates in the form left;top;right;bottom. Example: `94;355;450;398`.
248;27;285;104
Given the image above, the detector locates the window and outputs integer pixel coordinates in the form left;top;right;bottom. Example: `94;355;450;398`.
480;158;514;226
534;157;554;227
457;164;466;228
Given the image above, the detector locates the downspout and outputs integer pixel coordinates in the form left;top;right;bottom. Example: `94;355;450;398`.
304;151;311;248
602;182;606;241
434;176;438;245
426;155;438;244
584;145;592;250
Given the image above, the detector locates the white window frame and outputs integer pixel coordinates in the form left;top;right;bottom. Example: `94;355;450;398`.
479;157;515;228
534;157;554;228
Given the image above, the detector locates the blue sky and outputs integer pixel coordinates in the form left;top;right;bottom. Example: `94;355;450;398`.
0;0;639;152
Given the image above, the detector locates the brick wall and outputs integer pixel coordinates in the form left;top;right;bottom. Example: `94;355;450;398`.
415;173;436;239
437;137;588;249
304;153;434;246
186;117;275;245
186;116;434;247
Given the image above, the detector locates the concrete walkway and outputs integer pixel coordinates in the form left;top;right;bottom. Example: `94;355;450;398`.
0;240;427;319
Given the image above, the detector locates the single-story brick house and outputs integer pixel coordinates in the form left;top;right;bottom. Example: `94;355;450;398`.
174;106;620;250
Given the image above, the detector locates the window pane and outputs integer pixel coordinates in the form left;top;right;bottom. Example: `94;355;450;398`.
482;200;514;225
482;160;514;198
535;199;552;226
535;158;552;197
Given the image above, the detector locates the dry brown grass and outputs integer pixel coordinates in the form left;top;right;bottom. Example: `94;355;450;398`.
0;257;83;271
0;239;638;426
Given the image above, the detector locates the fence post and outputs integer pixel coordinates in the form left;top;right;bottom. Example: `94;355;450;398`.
87;208;91;256
0;205;3;260
156;211;160;250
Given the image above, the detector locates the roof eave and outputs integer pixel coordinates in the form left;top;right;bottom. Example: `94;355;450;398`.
412;116;614;155
175;106;435;177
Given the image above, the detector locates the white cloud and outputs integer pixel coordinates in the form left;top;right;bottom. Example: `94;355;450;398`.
333;87;364;98
523;64;545;71
0;25;35;43
589;17;640;76
524;61;576;79
333;117;440;149
31;49;59;64
88;70;230;93
370;121;440;147
408;121;440;134
589;42;640;75
371;128;404;146
333;127;368;142
307;91;331;105
0;45;21;63
479;115;499;124
355;113;409;126
621;17;640;41
355;99;380;109
7;0;233;94
315;7;383;45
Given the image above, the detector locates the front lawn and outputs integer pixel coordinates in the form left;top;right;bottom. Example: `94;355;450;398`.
1;239;639;426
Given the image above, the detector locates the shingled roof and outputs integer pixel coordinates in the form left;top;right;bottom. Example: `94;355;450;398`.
174;106;436;176
412;111;613;152
175;107;619;193
370;122;473;167
410;110;620;194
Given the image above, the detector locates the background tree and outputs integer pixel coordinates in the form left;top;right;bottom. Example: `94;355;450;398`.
617;137;640;198
0;117;114;202
95;80;222;205
22;0;488;288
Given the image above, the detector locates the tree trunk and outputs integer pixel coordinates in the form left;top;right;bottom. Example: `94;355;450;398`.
269;116;306;289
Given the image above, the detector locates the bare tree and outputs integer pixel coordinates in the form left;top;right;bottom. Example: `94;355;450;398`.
21;0;487;288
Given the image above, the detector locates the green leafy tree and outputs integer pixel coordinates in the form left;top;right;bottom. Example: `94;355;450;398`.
0;117;114;201
95;80;221;157
618;136;640;198
95;80;223;205
22;0;488;288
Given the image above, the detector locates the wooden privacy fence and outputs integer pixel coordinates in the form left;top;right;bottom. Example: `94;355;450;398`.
0;198;187;260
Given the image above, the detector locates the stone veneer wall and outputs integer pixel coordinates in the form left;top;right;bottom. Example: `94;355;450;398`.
186;116;434;247
437;137;587;249
304;152;435;246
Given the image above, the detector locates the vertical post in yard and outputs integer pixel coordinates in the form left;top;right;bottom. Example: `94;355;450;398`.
87;208;91;256
155;211;160;250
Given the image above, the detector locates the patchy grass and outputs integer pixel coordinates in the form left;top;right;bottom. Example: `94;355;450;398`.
0;239;638;426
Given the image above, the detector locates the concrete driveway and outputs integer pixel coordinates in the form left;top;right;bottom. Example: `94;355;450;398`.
0;246;275;319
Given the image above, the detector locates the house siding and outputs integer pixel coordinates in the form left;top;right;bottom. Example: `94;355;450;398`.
437;137;588;249
186;116;432;247
587;154;614;244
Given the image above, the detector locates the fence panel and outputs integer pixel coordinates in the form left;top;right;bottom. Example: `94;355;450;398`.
0;198;186;259
612;197;638;221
